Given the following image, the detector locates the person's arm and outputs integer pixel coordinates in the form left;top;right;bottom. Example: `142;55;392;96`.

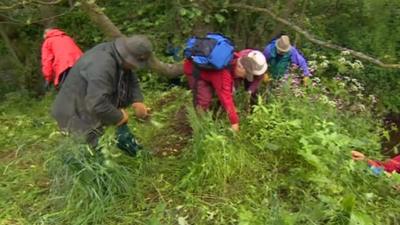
41;40;54;83
84;56;124;126
291;48;311;76
246;75;264;94
130;71;144;103
183;59;193;76
129;71;150;119
263;43;273;61
214;70;239;129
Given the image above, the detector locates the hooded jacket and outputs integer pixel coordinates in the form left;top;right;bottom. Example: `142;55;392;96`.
263;40;310;79
41;28;83;86
51;41;144;136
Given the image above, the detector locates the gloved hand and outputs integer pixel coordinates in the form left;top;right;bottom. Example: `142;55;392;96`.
263;73;271;83
303;76;310;86
44;80;51;91
132;102;150;119
115;124;141;156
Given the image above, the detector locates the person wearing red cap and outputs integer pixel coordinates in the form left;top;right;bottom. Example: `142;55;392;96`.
41;28;83;90
183;50;268;132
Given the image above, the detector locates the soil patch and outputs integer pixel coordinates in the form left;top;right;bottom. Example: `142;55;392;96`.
153;106;192;157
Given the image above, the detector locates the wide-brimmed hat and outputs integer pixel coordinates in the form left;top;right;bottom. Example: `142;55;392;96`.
240;50;268;82
115;35;153;69
275;35;292;53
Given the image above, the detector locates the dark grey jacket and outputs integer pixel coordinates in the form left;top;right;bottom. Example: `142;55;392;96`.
51;41;143;135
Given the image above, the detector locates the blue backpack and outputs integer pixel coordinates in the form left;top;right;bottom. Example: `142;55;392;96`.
183;33;235;72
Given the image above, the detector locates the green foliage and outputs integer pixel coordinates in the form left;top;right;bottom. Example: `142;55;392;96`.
1;80;400;224
1;0;400;224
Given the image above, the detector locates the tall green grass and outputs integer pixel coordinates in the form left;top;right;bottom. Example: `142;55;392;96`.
1;80;399;225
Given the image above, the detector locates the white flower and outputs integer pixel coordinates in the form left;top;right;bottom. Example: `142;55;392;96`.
341;50;351;56
328;100;337;108
338;57;347;64
319;60;329;68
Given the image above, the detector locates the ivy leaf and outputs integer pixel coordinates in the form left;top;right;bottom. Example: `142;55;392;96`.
214;13;225;24
179;8;187;16
350;211;373;225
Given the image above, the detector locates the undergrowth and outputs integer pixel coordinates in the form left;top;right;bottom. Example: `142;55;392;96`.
0;77;399;225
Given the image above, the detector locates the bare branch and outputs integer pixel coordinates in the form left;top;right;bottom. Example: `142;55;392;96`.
0;0;62;10
0;7;74;25
33;0;63;5
229;4;400;69
79;0;123;39
148;56;183;79
79;0;183;77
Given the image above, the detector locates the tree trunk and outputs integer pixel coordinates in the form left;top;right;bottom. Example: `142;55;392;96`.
294;0;308;46
79;0;123;39
79;0;182;77
267;0;296;42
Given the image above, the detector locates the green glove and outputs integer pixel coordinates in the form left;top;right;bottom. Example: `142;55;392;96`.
115;124;141;156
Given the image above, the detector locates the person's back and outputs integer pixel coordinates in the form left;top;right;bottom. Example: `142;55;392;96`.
52;42;124;134
41;28;83;88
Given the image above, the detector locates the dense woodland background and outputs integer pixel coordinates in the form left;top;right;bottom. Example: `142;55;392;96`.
1;0;399;110
1;0;400;225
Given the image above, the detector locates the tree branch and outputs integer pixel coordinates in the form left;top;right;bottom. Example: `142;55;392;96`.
79;0;123;39
79;0;182;77
229;4;400;69
0;0;62;10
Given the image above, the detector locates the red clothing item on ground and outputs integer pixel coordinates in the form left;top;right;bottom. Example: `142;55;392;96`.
232;49;264;94
183;59;239;125
41;28;83;87
368;155;400;173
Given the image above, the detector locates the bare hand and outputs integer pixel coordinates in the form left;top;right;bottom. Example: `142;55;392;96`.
231;123;239;132
351;150;366;161
117;109;129;126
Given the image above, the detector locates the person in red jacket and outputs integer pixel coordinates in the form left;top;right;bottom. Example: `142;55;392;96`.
41;28;83;90
183;50;267;132
352;150;400;174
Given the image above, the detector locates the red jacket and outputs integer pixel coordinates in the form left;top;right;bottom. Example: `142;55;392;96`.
369;155;400;173
41;28;83;86
183;60;239;125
